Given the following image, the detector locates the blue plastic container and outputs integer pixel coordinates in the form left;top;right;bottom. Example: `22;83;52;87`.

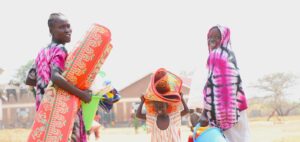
193;123;227;142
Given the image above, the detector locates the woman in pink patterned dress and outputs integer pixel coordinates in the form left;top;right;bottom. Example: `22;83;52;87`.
201;25;250;142
25;13;92;142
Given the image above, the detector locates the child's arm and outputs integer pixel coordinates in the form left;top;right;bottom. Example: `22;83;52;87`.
199;109;209;126
180;92;189;116
136;95;146;120
51;68;92;103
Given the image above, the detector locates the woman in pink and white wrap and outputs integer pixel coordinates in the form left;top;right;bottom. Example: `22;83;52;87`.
203;25;250;142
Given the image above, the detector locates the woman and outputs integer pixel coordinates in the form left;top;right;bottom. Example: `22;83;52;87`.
201;25;250;142
26;13;92;142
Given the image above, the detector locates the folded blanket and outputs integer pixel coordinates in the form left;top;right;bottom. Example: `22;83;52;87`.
144;68;183;115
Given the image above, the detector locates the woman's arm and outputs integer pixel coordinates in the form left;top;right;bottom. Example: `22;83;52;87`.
51;69;92;103
136;95;146;120
25;76;37;86
25;68;37;86
180;92;189;116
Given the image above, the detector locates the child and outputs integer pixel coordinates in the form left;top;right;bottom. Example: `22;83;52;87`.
87;108;101;141
202;25;250;142
188;108;208;142
25;13;92;142
190;109;207;131
136;92;189;142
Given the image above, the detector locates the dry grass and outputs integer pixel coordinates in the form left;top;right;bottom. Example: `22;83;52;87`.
1;115;300;142
0;129;30;142
249;115;300;142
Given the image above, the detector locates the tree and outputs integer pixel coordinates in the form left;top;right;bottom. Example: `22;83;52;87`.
253;73;299;120
15;60;34;83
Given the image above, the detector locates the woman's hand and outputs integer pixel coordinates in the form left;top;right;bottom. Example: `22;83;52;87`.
81;89;92;103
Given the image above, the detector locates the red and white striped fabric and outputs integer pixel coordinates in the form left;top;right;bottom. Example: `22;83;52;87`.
146;112;182;142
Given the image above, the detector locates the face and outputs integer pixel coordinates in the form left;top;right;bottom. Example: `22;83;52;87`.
154;101;168;115
207;27;221;51
156;79;170;94
50;16;72;44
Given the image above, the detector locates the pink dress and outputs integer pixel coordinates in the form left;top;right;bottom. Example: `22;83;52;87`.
28;43;67;111
28;43;88;142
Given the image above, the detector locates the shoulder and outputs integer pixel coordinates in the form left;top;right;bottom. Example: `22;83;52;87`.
207;48;225;66
208;48;230;69
36;47;46;58
36;43;65;57
146;113;156;120
49;43;68;55
169;112;181;120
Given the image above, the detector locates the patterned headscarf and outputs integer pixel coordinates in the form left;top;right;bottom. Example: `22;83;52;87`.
203;25;248;130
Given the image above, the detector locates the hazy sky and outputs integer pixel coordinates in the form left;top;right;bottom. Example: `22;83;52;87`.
0;0;299;99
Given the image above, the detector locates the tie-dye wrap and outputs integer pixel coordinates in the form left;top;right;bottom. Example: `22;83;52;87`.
203;25;248;130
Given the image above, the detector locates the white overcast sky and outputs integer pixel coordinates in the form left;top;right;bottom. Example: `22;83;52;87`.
0;0;299;99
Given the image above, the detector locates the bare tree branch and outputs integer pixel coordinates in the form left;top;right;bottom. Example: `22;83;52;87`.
252;73;299;119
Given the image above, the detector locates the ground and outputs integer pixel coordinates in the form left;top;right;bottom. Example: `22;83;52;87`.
1;116;300;142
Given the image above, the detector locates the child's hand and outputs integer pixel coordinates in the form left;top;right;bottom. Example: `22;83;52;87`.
140;95;145;102
180;92;183;98
81;90;92;103
199;114;209;127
